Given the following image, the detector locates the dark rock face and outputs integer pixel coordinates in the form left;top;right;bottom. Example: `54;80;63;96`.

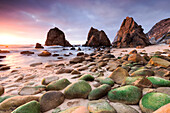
45;27;72;47
113;17;150;48
146;18;170;41
35;43;44;48
85;27;111;47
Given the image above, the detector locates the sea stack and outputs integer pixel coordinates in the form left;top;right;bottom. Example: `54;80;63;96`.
146;18;170;44
112;16;150;48
45;27;72;47
84;27;111;47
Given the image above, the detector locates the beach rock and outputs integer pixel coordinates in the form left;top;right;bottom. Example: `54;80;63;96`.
45;27;72;46
79;74;94;81
112;16;150;48
128;53;147;64
0;85;4;96
148;57;170;68
153;103;170;113
109;67;129;84
40;91;64;112
87;99;116;113
0;56;6;59
18;86;46;95
30;62;42;67
131;69;154;77
77;66;88;71
155;87;170;95
0;95;39;112
123;76;152;88
111;102;139;113
88;84;111;100
0;50;10;53
0;96;14;103
92;81;101;87
95;77;114;86
147;76;170;87
146;18;170;42
41;76;59;85
52;54;59;56
64;80;92;99
77;52;84;56
85;27;111;47
108;85;142;104
70;56;85;64
70;47;76;50
56;68;73;74
58;57;63;59
0;66;10;71
97;62;107;68
139;92;170;113
38;50;51;56
12;100;40;113
71;70;81;74
35;43;44;48
20;51;34;55
60;106;89;113
46;78;71;91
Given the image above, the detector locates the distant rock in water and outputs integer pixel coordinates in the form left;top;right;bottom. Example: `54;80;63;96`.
84;27;111;47
146;18;170;44
112;16;150;48
45;27;72;47
35;43;44;49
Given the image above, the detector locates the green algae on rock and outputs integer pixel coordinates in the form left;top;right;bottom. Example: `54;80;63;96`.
88;84;111;100
147;76;170;87
78;74;94;81
108;85;142;104
12;100;40;113
95;77;114;86
139;92;170;113
64;80;92;99
46;78;71;91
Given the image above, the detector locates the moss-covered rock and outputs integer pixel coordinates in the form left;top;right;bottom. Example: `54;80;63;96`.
88;84;111;100
46;78;71;91
78;74;94;81
107;85;142;104
0;95;39;112
40;91;64;112
95;77;114;86
12;100;40;113
87;99;116;113
139;92;170;113
64;80;92;99
109;67;129;84
148;57;170;68
131;69;154;77
147;76;170;87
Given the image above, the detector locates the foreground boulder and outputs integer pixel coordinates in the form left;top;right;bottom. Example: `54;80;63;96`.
40;91;64;112
139;92;170;113
84;27;111;47
153;103;170;113
87;99;116;113
148;57;170;68
108;85;142;104
147;76;170;87
12;100;40;113
112;16;150;48
64;80;91;99
45;27;72;47
0;95;39;112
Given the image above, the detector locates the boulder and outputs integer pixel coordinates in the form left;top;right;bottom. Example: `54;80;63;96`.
35;43;44;48
40;91;64;112
128;54;147;64
79;74;94;81
88;84;111;100
0;50;10;53
55;68;73;74
18;86;46;95
0;95;39;112
87;99;116;113
148;57;170;68
131;69;154;77
11;100;40;113
0;85;4;96
139;92;170;113
109;67;129;84
147;76;170;87
30;62;42;67
84;27;111;47
0;66;10;71
45;27;72;47
46;78;71;91
95;77;114;86
60;106;89;113
108;85;142;104
38;50;51;56
153;103;170;113
64;80;92;99
70;56;85;64
41;76;59;85
20;51;34;55
112;16;150;48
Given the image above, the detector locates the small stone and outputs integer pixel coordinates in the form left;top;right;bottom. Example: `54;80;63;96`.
38;50;51;56
20;51;34;55
55;68;73;74
30;62;42;67
131;69;154;77
0;66;10;71
0;85;4;96
69;56;85;64
41;76;59;85
71;70;81;74
60;106;89;113
95;77;114;86
79;74;94;81
77;66;88;71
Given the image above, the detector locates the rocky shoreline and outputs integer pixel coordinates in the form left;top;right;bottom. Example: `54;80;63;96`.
0;44;169;113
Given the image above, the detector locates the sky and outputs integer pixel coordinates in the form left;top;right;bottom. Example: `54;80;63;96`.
0;0;169;45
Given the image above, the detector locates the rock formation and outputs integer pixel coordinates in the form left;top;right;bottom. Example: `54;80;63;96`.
146;18;170;42
112;17;150;48
45;27;72;47
84;27;111;47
